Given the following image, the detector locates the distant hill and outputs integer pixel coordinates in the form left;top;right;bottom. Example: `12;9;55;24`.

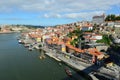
13;24;45;28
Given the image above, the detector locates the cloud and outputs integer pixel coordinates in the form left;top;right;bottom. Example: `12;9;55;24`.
44;13;61;18
0;0;120;12
42;11;105;20
0;0;120;19
63;11;105;19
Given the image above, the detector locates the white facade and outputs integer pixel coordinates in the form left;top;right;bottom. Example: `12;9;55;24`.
114;22;120;35
92;35;102;40
107;22;114;27
81;26;93;31
83;33;102;43
114;38;120;43
114;25;120;27
43;35;50;39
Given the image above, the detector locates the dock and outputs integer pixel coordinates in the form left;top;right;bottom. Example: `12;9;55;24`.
44;52;61;61
18;37;119;80
40;47;61;62
40;46;99;80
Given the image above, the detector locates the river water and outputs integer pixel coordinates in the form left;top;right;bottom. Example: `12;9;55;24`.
0;33;87;80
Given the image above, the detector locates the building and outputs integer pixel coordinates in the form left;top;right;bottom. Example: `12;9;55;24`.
91;34;102;40
106;21;114;28
113;38;120;44
81;26;93;31
81;23;93;31
83;32;102;43
114;21;120;37
92;14;105;24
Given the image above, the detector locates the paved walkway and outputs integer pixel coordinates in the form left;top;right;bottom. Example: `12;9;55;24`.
40;46;99;80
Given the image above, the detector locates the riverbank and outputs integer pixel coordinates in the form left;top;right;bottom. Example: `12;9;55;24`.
40;46;99;80
0;31;20;34
18;33;119;80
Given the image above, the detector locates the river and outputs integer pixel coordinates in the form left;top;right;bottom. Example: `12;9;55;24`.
0;33;88;80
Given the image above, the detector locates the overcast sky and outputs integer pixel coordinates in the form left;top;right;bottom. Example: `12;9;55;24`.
0;0;120;25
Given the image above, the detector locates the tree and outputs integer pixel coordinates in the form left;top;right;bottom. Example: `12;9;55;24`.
67;32;74;38
68;28;84;48
110;14;116;21
70;38;78;47
116;16;120;20
105;15;111;21
73;28;83;38
105;14;120;21
96;35;111;45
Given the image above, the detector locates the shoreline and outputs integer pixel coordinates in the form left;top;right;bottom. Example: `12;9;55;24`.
18;35;119;80
0;31;20;34
40;47;98;80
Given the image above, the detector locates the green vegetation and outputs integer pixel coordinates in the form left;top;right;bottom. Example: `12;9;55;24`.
67;28;83;37
93;24;99;30
96;35;111;45
39;44;42;47
67;31;74;38
67;28;84;48
110;45;120;52
113;45;120;51
105;14;120;21
13;24;45;29
70;38;79;47
84;30;93;32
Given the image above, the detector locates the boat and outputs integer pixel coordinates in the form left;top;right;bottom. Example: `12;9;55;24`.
39;55;46;60
65;68;72;76
59;63;62;66
24;44;30;47
18;39;24;44
18;40;22;43
39;53;46;60
39;56;43;59
28;47;33;51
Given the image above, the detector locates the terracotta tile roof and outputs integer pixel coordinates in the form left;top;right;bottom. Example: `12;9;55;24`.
83;32;93;34
89;38;97;40
88;48;103;56
92;34;102;36
65;43;84;53
28;33;41;38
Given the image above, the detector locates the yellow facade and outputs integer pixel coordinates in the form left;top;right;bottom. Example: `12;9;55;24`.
61;44;66;52
36;38;41;42
62;47;66;52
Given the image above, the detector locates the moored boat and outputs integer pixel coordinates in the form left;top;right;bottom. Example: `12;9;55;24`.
65;68;72;76
28;47;33;51
39;55;46;60
18;39;24;44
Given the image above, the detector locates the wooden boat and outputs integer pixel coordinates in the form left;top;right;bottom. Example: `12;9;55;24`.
65;68;72;76
39;55;46;60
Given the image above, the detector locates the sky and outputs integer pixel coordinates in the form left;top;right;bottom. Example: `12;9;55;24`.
0;0;120;26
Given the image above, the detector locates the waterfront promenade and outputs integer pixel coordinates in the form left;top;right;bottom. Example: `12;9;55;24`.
40;46;99;80
18;36;119;80
18;33;119;80
39;45;120;80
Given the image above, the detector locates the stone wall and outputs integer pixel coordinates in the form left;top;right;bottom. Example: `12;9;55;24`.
96;45;109;51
